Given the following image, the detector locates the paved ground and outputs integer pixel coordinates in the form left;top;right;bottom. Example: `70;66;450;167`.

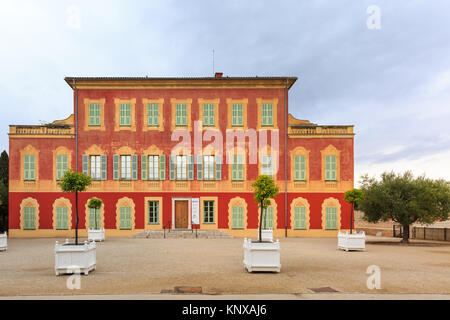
1;236;450;297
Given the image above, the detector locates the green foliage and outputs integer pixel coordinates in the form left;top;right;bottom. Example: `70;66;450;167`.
359;171;450;227
344;189;365;205
0;151;8;232
87;198;102;210
58;169;92;193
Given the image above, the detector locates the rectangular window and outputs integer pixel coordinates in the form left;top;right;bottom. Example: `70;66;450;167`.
120;206;132;230
56;155;68;180
89;103;101;126
262;207;274;229
203;155;215;180
232;155;244;181
148;155;159;180
294;207;306;230
175;103;187;126
176;155;187;180
261;155;273;177
56;207;68;230
325;207;338;230
294;155;306;181
24;155;36;181
119;103;131;126
325;155;337;181
203;103;215;126
148;201;159;224
231;103;243;126
23;207;36;230
203;200;214;224
120;155;132;180
261;103;273;126
89;207;101;229
147;103;159;126
232;206;244;229
90;155;101;180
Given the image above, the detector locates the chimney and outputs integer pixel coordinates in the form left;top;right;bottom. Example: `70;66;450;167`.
214;72;223;78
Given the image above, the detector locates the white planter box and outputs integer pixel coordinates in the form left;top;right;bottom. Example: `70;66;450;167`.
338;231;366;251
55;239;96;276
88;229;105;242
0;232;7;251
243;238;281;273
258;229;273;242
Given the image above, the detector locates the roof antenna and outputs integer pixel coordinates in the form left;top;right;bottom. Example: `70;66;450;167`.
212;49;215;76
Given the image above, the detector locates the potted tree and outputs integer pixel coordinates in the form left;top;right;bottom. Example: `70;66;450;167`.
55;169;96;275
338;189;366;251
243;175;281;273
0;199;6;251
87;198;105;241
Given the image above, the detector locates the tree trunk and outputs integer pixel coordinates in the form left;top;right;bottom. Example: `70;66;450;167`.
350;202;354;234
95;208;98;230
401;224;409;243
259;201;263;242
75;190;78;245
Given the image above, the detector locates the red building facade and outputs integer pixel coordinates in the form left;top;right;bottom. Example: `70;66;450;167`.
8;75;355;238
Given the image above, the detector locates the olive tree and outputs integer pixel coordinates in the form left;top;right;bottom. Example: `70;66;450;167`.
252;175;279;242
358;171;450;243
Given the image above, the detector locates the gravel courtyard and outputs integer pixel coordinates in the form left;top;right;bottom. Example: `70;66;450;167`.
1;236;450;296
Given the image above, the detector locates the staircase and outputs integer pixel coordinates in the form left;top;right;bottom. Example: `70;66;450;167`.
132;229;233;239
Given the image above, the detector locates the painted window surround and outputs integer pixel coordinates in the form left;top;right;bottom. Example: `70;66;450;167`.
256;98;278;130
83;98;106;131
320;144;341;182
114;98;136;132
142;98;164;131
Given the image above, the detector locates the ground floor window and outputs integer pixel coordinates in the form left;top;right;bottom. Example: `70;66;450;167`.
23;207;36;230
231;206;244;229
262;206;274;229
56;207;68;230
203;200;214;224
148;201;159;224
89;207;101;229
294;206;306;229
120;206;132;229
325;207;338;230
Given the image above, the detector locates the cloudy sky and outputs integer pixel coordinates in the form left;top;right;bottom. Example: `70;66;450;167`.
1;0;449;184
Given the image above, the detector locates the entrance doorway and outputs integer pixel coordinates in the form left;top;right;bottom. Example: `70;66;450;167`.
174;200;189;229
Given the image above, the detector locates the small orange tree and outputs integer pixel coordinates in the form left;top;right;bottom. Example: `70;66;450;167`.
252;175;279;242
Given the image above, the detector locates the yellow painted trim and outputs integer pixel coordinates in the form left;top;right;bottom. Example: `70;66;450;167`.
290;197;310;230
198;98;220;129
199;196;218;230
52;197;73;230
20;197;39;230
114;98;137;132
321;197;342;230
142;98;165;132
226;98;248;130
144;197;163;230
227;196;248;230
256;98;278;130
142;145;163;155
83;98;106;131
115;197;136;230
84;197;105;230
171;98;192;132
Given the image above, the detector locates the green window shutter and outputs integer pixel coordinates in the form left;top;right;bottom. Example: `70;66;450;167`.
203;104;209;126
331;155;337;180
267;207;274;229
89;208;94;229
175;104;180;125
62;207;68;230
29;155;35;180
262;103;273;126
169;155;175;180
24;207;35;230
326;207;338;230
120;207;132;230
89;104;100;126
232;207;244;229
215;155;222;180
101;155;107;180
56;207;68;230
131;155;138;180
231;155;237;181
188;155;194;180
120;207;125;229
56;155;68;180
294;155;306;181
82;155;89;176
232;104;243;126
176;103;187;126
238;207;244;229
159;155;166;180
141;155;147;180
197;155;203;180
113;155;119;180
24;155;29;180
120;104;131;126
56;207;62;230
153;104;159;126
148;103;159;126
325;155;337;181
231;207;237;229
295;207;306;229
209;104;214;126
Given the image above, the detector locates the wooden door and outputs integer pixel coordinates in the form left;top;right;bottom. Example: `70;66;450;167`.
175;201;189;229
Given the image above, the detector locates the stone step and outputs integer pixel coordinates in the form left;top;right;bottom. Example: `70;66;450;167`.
131;229;233;239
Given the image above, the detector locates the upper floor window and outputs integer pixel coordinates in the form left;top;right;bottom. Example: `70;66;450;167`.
88;103;101;126
294;155;306;181
82;154;107;180
120;155;132;180
175;103;187;126
24;155;36;181
147;103;159;126
203;103;215;126
203;155;215;180
169;155;194;180
261;103;273;126
231;103;244;126
231;155;244;181
56;155;68;180
176;155;187;180
119;103;132;126
197;155;222;181
148;155;159;180
261;155;273;176
141;155;165;180
325;155;337;181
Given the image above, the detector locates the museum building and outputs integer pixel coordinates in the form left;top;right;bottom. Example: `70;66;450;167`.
8;74;355;238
